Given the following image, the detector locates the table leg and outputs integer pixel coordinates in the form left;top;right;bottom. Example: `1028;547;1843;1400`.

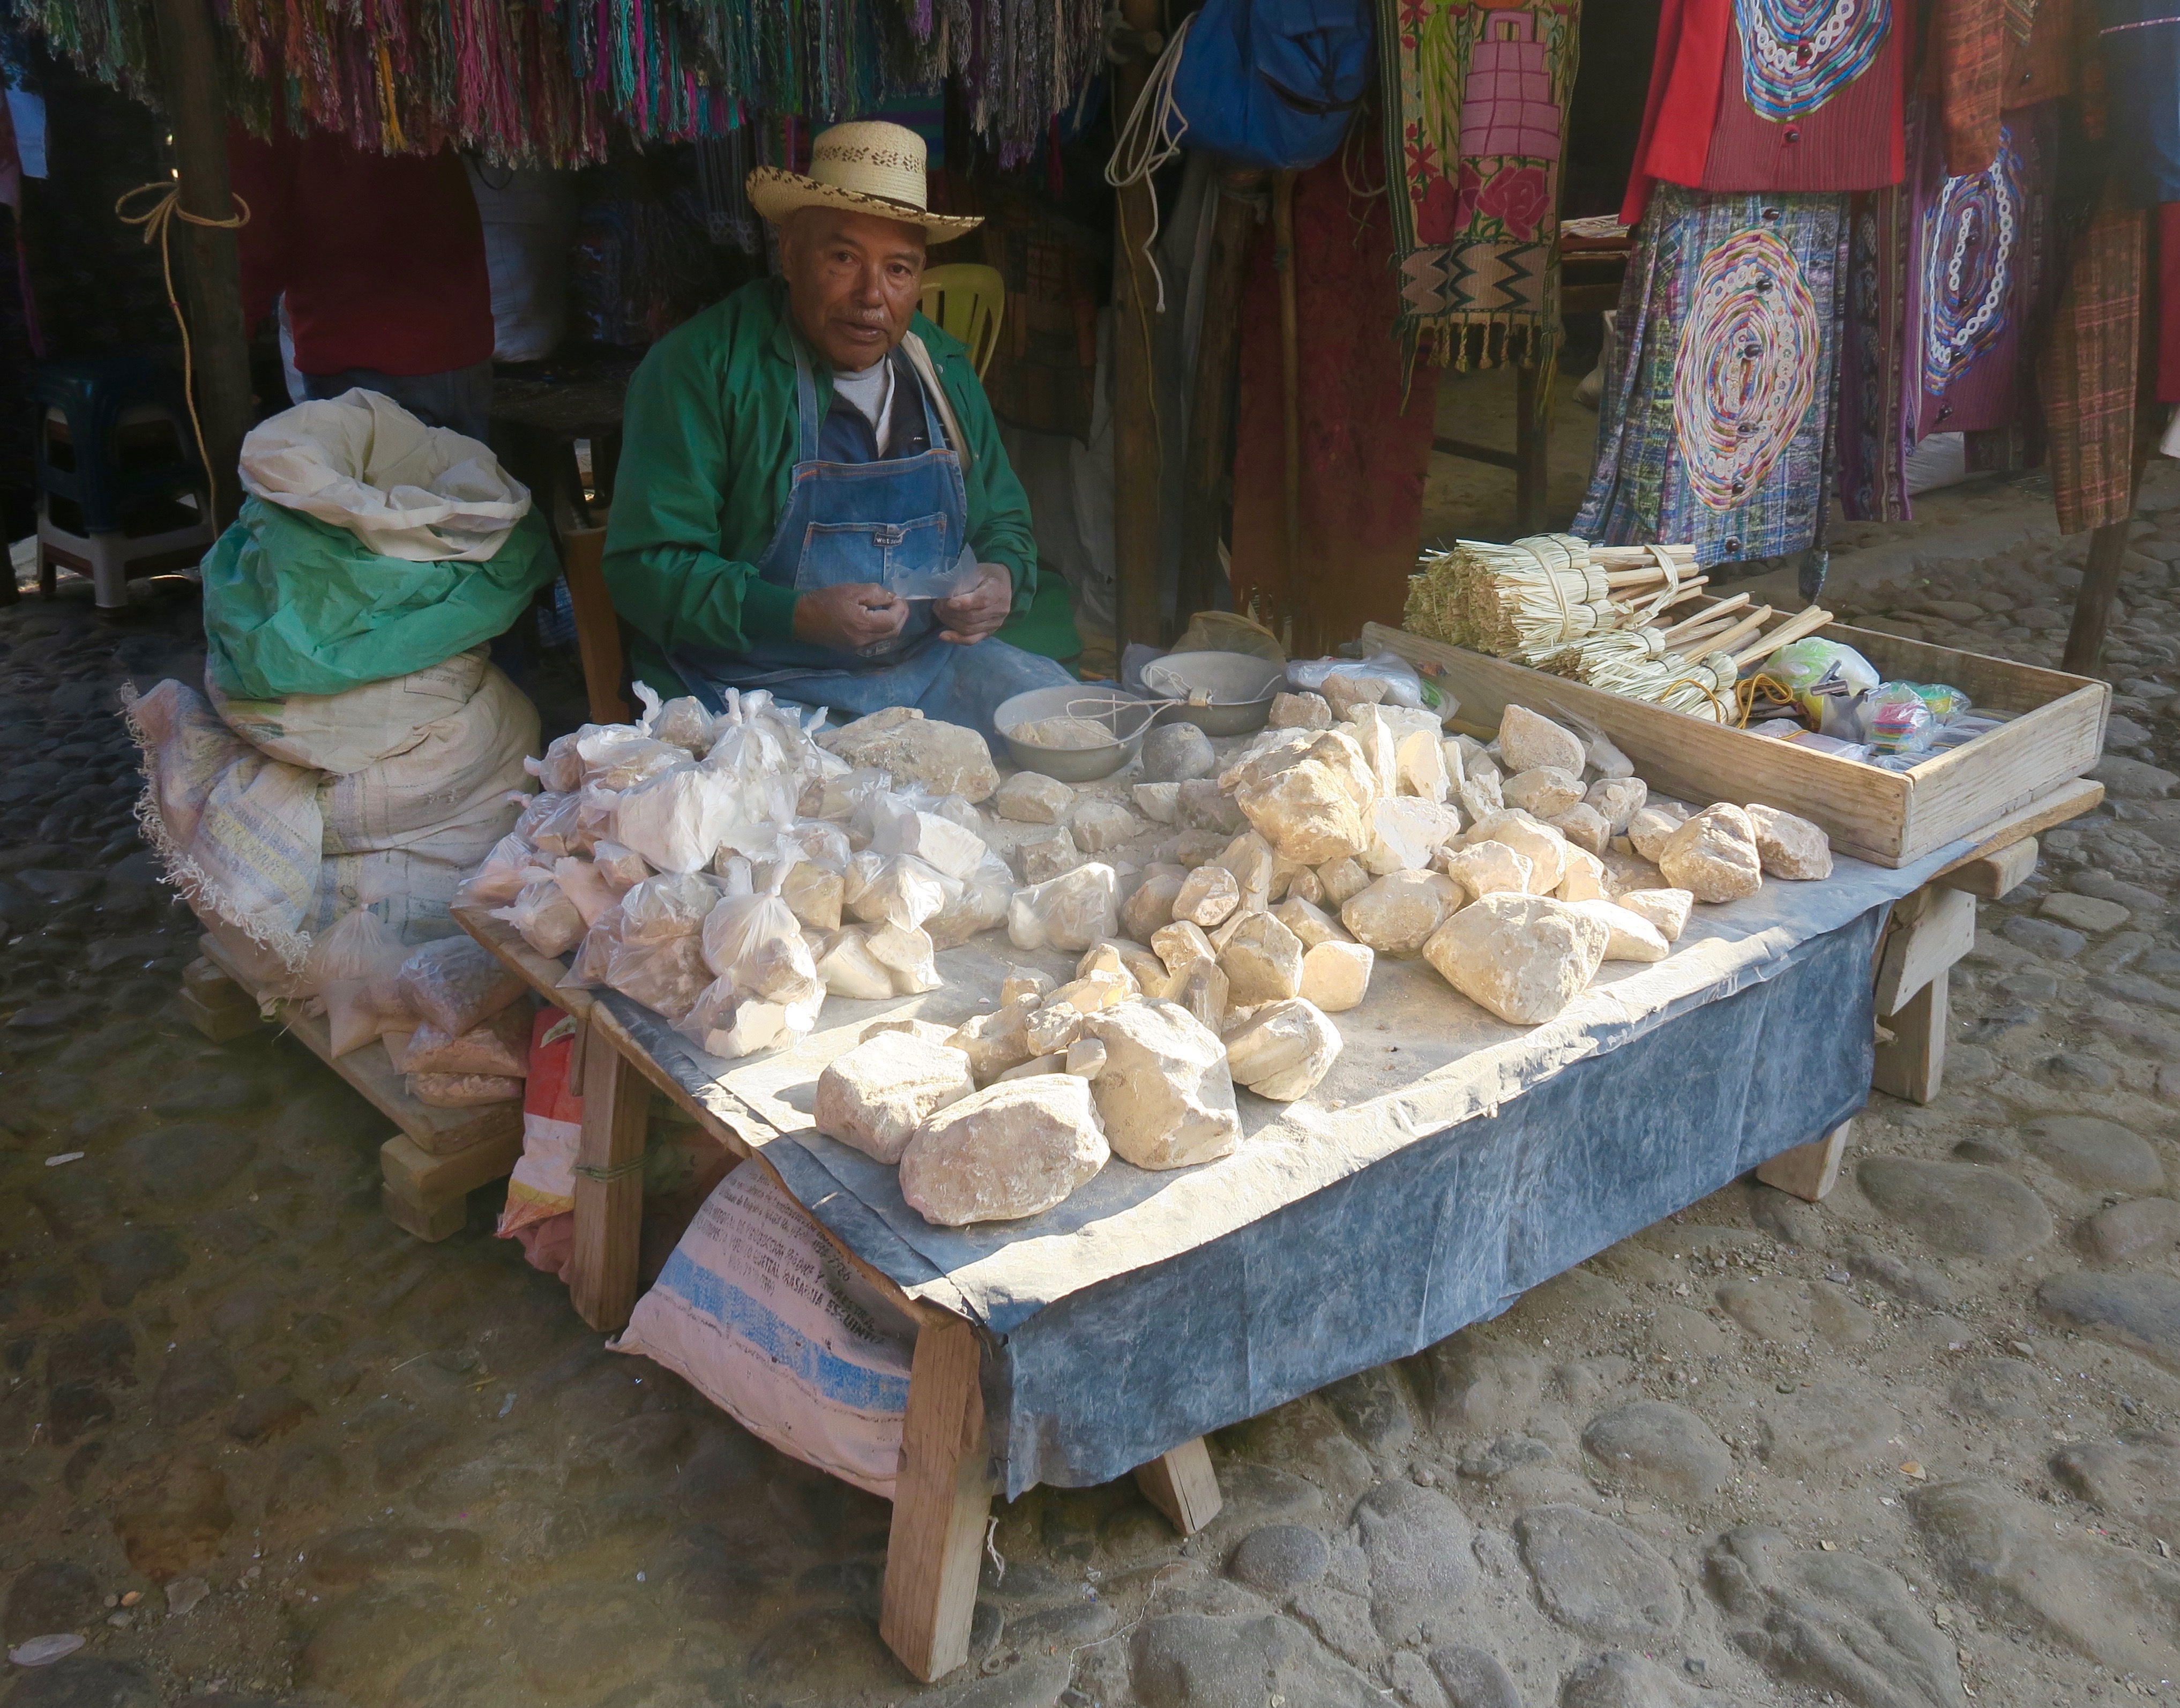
1134;1437;1222;1534
882;1314;994;1683
1756;1120;1850;1202
1873;976;1948;1105
569;1019;648;1332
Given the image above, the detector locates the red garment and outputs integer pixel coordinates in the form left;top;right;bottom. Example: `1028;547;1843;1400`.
1229;134;1436;659
229;130;493;378
1623;0;1907;223
2160;202;2180;403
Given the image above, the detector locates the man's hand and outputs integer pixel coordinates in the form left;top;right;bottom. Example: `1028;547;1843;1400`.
795;583;910;653
934;563;1013;644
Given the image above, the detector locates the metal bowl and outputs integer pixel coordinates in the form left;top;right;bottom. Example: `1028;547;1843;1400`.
995;685;1155;782
1140;651;1287;736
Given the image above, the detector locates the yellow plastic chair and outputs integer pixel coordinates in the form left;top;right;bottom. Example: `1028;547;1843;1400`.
919;264;1006;376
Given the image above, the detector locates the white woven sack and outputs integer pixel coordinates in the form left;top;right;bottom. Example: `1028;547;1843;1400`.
315;665;538;853
238;389;531;562
207;648;491;775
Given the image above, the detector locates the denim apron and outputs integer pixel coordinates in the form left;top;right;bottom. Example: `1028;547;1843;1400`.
668;340;967;714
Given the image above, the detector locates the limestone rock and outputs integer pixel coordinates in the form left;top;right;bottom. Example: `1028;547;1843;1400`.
1153;920;1219;980
815;928;894;1000
1626;807;1685;865
1142;722;1216;784
1568;900;1671;963
1123;866;1188;942
1911;1479;2180;1676
1216;831;1278;912
1740;802;1833;881
1498;705;1586;774
1318;856;1371;906
815;1032;976;1164
899;1076;1110;1225
1706;1526;1962;1708
2023;1115;2166;1191
824;708;998;802
1342;870;1451;956
1586;777;1648;836
1555;846;1608;901
1134;781;1181;823
1174;862;1242;928
2038;1271;2180;1373
1396;729;1451;802
1221;912;1306;1005
1503;765;1584;820
1169;960;1231;1034
1361;796;1461;876
946;1002;1036;1084
1549;802;1612;857
1602;848;1667;897
994;770;1073;824
1273;895;1352;949
1016;826;1081;884
1424;893;1609;1025
858;1017;957;1047
1581;1400;1731;1501
1303;728;1382;810
1220;727;1315;795
1002;967;1056;1006
1271;690;1333;730
780;861;844;933
1238;760;1371;866
1617;889;1691;943
878;808;989;880
1462;809;1567;893
1300;941;1373;1012
1071;800;1144;854
1514;1505;1684;1643
1078;999;1240;1170
1858;1157;2054;1259
1658;805;1764;904
1440;839;1533;904
1321;671;1387;720
1226;999;1342;1101
1353;1480;1473;1644
1082;937;1168;996
1006;863;1119;953
1178;778;1246;833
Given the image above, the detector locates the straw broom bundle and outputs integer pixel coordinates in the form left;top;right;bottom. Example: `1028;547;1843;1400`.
1454;536;1703;661
1541;594;1760;691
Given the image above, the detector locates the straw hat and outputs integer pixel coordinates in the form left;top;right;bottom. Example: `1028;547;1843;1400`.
748;121;982;242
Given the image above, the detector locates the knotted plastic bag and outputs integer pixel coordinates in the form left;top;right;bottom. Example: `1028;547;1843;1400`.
843;851;951;930
592;840;652;892
615;764;737;874
494;876;585;957
458;832;540;908
395;936;526;1035
633;683;716;755
552;856;618;927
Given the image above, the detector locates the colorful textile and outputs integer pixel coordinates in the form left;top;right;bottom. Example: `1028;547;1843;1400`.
2161;202;2180;401
1623;0;1907;223
2097;0;2180;204
1231;132;1438;654
2040;206;2147;533
2004;0;2076;106
1576;187;1849;566
1938;0;2010;174
1379;0;1581;366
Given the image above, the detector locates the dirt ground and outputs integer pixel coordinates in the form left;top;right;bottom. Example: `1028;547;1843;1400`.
4;467;2180;1708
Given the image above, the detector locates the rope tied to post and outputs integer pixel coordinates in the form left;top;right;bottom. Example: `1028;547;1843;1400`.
115;180;251;517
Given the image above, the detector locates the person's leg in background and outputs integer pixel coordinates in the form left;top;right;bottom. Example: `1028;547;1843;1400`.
301;361;495;442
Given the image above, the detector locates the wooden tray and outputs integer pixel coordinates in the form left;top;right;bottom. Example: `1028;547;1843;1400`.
1367;620;2110;868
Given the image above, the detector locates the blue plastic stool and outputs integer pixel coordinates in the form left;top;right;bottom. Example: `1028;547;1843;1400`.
31;355;215;608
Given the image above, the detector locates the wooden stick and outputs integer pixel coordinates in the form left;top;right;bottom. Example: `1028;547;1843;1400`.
1274;170;1302;626
1659;592;1747;642
880;1315;995;1681
1588;544;1697;568
568;1020;649;1333
1729;604;1833;669
1698;605;1774;660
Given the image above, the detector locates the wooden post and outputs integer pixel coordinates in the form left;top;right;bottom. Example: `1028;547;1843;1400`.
1176;170;1266;625
1513;356;1555;534
880;1314;994;1682
1756;1121;1850;1203
148;0;253;526
1873;976;1948;1105
2063;519;2132;675
1133;1436;1223;1534
568;1020;649;1332
1110;0;1166;651
1273;171;1302;635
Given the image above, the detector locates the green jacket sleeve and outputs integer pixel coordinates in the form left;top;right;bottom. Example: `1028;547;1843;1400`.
602;326;798;656
932;335;1040;607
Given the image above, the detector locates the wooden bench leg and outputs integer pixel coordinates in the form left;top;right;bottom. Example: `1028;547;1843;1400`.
1134;1436;1222;1535
1756;1120;1850;1203
1872;975;1948;1105
882;1315;994;1683
178;957;262;1042
569;1020;648;1332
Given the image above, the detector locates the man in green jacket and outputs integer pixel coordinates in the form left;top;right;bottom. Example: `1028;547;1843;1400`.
602;121;1074;740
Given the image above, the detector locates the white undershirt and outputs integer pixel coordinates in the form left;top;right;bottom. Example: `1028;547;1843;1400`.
832;357;895;456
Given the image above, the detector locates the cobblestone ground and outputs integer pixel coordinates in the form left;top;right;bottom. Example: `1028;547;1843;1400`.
9;483;2180;1708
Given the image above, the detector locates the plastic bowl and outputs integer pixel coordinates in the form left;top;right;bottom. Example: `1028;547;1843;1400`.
1140;651;1287;736
995;685;1155;782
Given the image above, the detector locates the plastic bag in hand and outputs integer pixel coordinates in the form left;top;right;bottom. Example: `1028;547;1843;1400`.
303;901;410;991
552;856;618;927
843;851;951;929
617;870;723;943
494;876;585;957
396;936;526;1035
592;840;651;893
927;849;1013;949
458;832;541;909
527;731;585;794
615;763;736;874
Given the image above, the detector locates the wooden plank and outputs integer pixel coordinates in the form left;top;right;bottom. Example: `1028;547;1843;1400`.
380;1181;466;1242
568;1018;650;1333
1928;777;2103;878
2064;517;2133;674
1756;1121;1849;1202
1110;0;1163;649
1366;620;2108;868
1932;837;2039;900
1177;170;1266;625
1873;885;1976;1014
1873;976;1947;1105
179;958;262;1042
382;1128;523;1204
198;931;519;1157
1434;435;1521;472
1133;1437;1223;1535
881;1314;995;1683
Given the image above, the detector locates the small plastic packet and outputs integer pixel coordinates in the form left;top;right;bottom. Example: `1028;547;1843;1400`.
303;901;410;991
322;972;413;1056
926;849;1013;949
528;792;587;859
565;909;619;988
552;856;619;927
408;1071;525;1108
678;976;825;1060
395;936;526;1036
700;868;819;995
572;784;620;854
577;726;684;789
592;840;652;893
400;1003;533;1077
1763;638;1883;740
814;927;896;999
604;933;713;1021
1863;681;1939;757
617;871;725;943
801;765;894;831
633;683;718;755
1006;863;1120;953
1907;681;1972;722
615;764;736;874
843;851;951;929
494;877;586;957
781;817;853;874
457;833;541;910
527;732;586;794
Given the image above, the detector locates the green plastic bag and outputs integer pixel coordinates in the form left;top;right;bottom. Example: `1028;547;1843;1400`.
201;497;558;700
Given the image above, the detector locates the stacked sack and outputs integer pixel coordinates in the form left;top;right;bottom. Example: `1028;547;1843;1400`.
130;392;554;976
